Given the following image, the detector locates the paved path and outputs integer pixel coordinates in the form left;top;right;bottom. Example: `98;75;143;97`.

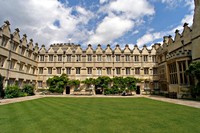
1;95;200;109
0;95;43;105
144;95;200;108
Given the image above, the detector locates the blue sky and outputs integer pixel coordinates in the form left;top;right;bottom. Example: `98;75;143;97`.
0;0;194;49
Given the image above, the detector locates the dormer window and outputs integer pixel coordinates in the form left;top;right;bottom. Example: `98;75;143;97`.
1;36;9;47
116;55;120;62
97;55;102;62
40;55;44;62
58;55;62;62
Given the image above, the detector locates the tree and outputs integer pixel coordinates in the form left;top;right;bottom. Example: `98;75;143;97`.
124;77;137;92
94;76;112;89
185;61;200;97
68;79;80;89
0;74;4;98
47;74;69;93
112;77;126;91
82;78;95;90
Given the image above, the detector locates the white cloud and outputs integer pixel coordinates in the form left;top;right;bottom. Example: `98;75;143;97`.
108;0;155;19
137;32;163;47
99;0;109;4
88;15;134;44
0;0;94;46
137;0;194;47
88;0;155;45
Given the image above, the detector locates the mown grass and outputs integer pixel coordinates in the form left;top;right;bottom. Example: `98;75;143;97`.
0;97;200;133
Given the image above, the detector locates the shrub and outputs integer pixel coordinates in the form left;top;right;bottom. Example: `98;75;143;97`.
22;84;35;96
4;85;24;98
0;74;4;98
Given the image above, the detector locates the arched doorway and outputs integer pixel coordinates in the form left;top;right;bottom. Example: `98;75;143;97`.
66;86;70;94
136;86;140;94
95;87;103;94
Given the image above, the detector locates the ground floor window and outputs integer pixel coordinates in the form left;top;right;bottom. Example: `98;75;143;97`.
135;68;140;74
178;61;188;85
144;68;149;75
87;67;92;74
116;68;121;75
106;68;111;75
97;68;102;75
169;62;178;84
38;81;42;88
76;67;81;75
126;68;130;75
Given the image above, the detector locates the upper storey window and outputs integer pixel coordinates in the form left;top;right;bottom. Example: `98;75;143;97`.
40;55;44;62
143;55;148;62
97;55;102;62
106;55;111;62
39;67;43;74
10;59;16;69
152;55;156;62
49;55;53;62
144;68;149;74
28;51;32;58
116;55;120;62
21;47;26;56
11;42;18;52
19;62;24;71
125;55;130;62
134;55;139;62
87;55;92;62
67;55;71;62
76;55;81;62
1;36;9;47
58;55;62;62
0;55;6;67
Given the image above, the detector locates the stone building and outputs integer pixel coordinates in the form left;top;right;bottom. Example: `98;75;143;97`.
0;0;199;96
156;0;200;98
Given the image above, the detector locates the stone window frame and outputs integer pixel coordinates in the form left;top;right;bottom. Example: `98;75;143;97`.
135;67;140;74
87;54;92;62
66;67;71;75
49;55;54;62
125;67;131;75
76;67;81;74
144;68;149;75
97;67;102;75
116;67;121;75
106;67;112;75
87;67;92;74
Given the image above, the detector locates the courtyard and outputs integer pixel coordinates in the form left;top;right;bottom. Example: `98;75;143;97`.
0;97;200;133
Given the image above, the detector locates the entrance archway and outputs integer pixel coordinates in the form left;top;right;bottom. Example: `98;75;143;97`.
66;86;70;94
136;86;140;94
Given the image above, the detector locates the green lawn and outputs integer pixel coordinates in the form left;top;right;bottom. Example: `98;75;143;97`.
0;97;200;133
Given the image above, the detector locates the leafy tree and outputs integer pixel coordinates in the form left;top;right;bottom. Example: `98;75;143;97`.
94;76;112;89
186;61;200;97
124;77;137;92
112;77;126;91
0;74;4;98
47;74;69;93
68;79;80;88
82;78;95;87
